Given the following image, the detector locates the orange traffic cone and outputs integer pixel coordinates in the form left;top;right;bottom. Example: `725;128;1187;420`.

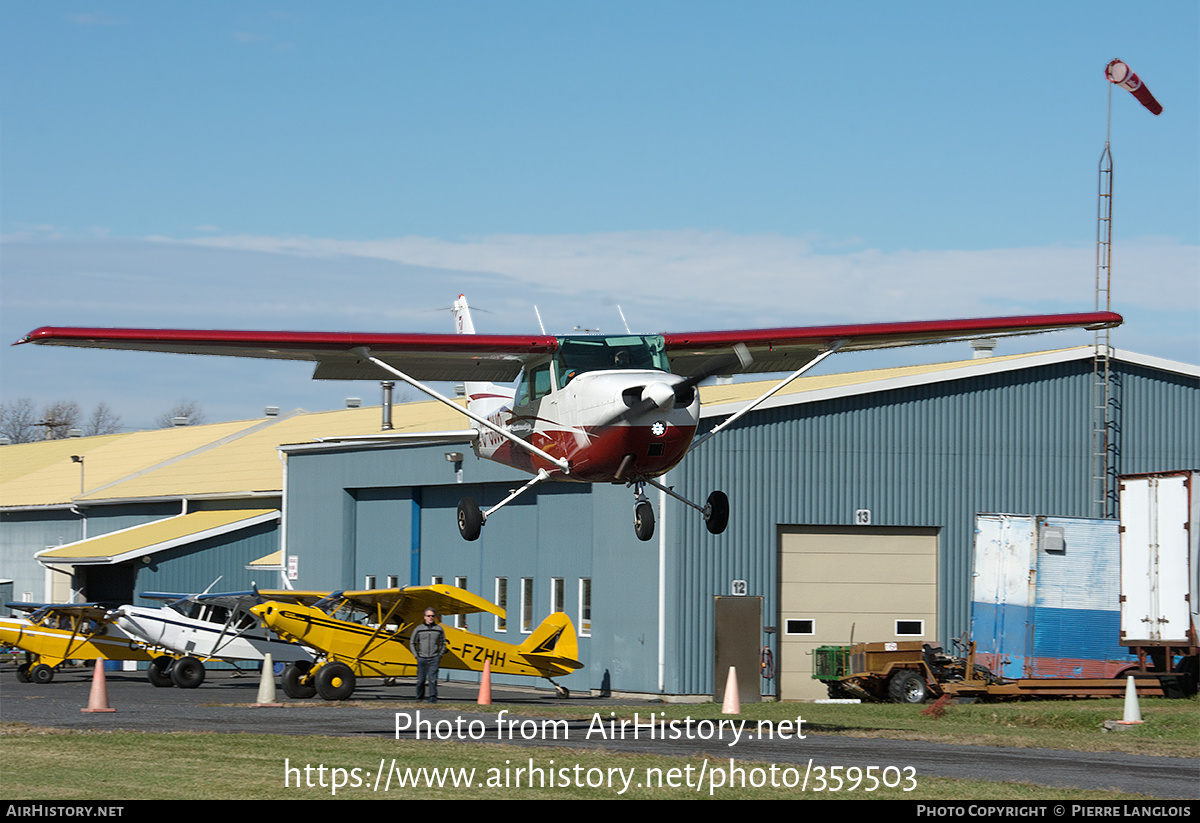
81;659;116;713
477;659;492;705
721;666;740;714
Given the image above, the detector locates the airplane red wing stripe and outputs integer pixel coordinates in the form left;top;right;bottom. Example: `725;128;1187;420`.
17;327;560;358
661;312;1122;352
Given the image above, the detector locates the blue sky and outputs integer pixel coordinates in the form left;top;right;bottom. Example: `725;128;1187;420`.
2;2;1197;430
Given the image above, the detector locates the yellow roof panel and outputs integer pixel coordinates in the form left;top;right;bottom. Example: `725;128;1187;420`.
0;420;267;508
3;348;1096;508
36;508;279;564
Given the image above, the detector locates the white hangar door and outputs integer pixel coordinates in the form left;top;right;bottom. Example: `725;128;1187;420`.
777;526;939;701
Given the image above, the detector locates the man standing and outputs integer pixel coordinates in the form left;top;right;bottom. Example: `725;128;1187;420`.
410;608;446;702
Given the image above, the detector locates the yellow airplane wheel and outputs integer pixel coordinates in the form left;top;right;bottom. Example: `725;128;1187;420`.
315;662;356;701
30;663;55;684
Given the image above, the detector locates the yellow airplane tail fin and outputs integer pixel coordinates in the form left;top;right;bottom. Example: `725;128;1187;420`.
518;612;583;672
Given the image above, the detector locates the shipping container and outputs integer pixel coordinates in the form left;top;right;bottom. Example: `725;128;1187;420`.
1118;471;1199;668
971;513;1136;679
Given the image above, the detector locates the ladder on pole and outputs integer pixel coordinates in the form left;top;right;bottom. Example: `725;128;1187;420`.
1092;101;1115;518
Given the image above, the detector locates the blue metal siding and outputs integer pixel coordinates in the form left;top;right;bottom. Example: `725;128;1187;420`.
281;355;1198;696
666;358;1199;695
283;445;621;693
131;519;280;600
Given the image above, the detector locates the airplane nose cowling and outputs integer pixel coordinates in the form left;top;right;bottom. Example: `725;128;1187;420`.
642;381;676;412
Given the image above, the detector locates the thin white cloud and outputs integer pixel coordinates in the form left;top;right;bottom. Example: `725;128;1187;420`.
178;230;1198;327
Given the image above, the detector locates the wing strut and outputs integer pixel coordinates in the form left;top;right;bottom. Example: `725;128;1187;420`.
688;340;847;453
352;348;571;474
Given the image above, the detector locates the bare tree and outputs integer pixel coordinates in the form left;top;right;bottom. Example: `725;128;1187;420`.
0;398;39;443
156;400;206;428
83;402;123;437
1;399;125;442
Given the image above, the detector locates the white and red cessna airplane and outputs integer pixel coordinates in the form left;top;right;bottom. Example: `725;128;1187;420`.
16;300;1120;542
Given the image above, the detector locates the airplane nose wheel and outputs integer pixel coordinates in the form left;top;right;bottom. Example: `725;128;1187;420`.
633;494;655;542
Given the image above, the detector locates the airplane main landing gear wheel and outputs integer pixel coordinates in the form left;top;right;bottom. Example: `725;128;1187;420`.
704;491;730;535
30;663;55;684
634;500;655;541
170;655;206;689
282;661;317;699
147;655;175;687
315;662;356;701
457;497;483;541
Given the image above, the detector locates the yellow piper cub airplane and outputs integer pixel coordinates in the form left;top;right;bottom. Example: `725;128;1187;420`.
251;584;582;700
1;602;156;683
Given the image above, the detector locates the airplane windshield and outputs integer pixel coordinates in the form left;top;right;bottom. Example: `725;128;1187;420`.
555;335;668;387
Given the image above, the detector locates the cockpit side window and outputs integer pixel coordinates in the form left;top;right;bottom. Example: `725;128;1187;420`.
514;359;555;406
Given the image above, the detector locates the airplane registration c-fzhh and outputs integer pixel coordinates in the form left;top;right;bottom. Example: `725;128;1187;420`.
251;585;582;700
16;299;1121;542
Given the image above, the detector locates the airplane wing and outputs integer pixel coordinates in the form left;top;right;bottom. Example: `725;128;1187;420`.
258;585;505;623
139;590;262;612
7;602;114;623
15;327;559;383
661;312;1123;376
17;312;1119;382
340;585;506;624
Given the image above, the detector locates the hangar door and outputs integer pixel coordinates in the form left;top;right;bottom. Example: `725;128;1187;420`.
777;526;939;701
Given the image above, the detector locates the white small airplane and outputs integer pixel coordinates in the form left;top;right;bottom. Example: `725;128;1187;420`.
17;301;1121;542
113;589;312;688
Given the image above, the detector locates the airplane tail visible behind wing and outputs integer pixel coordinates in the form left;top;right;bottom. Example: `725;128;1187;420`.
453;294;514;422
518;612;584;675
452;294;476;335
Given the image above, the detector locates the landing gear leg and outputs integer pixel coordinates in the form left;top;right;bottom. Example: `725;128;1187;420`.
457;469;552;541
641;477;732;537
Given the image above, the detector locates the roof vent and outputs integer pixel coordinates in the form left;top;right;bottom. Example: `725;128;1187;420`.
345;397;362;408
971;338;998;359
264;406;280;417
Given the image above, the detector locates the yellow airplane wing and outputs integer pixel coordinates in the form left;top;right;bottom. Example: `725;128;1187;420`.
10;602;114;626
257;585;504;624
341;585;505;624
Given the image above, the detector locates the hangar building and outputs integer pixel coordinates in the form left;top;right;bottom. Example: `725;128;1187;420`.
3;345;1197;700
277;346;1199;700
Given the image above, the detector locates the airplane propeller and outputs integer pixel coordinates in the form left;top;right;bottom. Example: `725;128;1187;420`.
601;343;752;428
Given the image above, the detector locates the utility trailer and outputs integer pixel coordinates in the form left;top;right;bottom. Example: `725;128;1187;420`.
813;640;1176;703
1118;471;1199;690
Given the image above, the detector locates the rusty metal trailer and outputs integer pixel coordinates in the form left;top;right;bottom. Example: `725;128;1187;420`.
814;640;1181;703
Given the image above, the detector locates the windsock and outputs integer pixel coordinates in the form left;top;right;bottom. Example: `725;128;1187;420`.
1105;59;1163;115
